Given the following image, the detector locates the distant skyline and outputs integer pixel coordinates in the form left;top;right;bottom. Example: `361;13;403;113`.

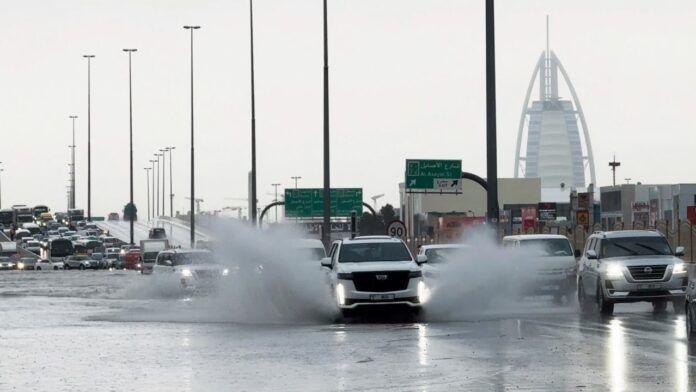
0;0;694;216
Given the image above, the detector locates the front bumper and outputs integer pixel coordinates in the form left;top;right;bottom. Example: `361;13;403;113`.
527;274;576;296
602;274;687;303
337;278;424;309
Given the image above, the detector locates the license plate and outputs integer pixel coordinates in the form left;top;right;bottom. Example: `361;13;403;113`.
638;283;661;290
370;294;395;301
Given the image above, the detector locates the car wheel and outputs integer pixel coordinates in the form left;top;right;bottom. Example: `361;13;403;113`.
53;266;58;270
652;300;667;313
597;282;614;315
36;267;41;271
673;298;686;314
79;265;85;270
687;302;696;340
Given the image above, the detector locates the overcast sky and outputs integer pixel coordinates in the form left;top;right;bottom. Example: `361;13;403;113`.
0;0;694;217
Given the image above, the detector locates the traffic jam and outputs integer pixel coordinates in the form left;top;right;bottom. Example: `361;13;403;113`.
3;203;696;334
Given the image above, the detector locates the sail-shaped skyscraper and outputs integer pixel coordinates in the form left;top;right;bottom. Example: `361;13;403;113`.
514;18;596;200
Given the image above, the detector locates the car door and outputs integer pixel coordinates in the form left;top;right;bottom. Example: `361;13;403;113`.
585;238;601;296
579;238;594;295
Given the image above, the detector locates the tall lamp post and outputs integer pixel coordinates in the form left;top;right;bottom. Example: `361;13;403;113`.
160;148;167;217
271;183;281;223
248;0;258;226
69;115;78;209
154;152;161;217
150;159;156;220
123;48;137;245
291;176;301;189
485;0;499;226
0;166;3;209
321;0;331;248
167;146;175;217
83;54;95;221
144;167;151;221
184;25;200;247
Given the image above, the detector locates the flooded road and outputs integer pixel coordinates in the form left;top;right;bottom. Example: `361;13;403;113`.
1;270;695;391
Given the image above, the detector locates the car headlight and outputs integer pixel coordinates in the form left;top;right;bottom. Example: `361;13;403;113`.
222;268;229;276
605;263;624;279
417;280;429;304
673;263;687;274
181;269;193;277
336;283;346;306
17;262;25;270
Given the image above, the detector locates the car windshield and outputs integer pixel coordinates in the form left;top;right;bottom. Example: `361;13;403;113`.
173;252;215;266
338;242;412;263
519;239;573;256
70;256;88;261
602;236;672;258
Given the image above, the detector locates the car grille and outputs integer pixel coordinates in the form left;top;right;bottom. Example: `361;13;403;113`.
627;265;667;281
195;270;221;280
351;271;410;292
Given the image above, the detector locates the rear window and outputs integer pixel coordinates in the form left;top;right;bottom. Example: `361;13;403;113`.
338;242;412;263
519;238;573;257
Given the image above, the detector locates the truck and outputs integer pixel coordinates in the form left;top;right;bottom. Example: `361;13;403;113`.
139;239;170;274
0;209;14;229
67;209;85;229
13;206;34;225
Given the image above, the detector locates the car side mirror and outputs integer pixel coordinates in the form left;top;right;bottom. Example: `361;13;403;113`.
416;254;428;264
676;246;685;257
320;257;332;268
586;250;598;260
574;249;581;258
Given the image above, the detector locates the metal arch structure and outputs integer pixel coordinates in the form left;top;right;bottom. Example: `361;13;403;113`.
514;46;596;191
258;201;376;229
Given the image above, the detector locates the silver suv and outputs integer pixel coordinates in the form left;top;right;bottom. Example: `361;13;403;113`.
577;230;686;315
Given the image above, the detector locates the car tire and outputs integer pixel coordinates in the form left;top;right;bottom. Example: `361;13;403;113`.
673;298;686;314
36;267;41;271
652;300;667;313
79;265;85;271
597;282;614;316
53;266;58;270
687;302;696;340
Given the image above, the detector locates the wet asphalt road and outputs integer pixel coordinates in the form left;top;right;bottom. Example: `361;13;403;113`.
1;271;695;392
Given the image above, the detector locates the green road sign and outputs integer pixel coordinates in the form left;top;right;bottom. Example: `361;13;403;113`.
405;159;462;190
285;188;363;218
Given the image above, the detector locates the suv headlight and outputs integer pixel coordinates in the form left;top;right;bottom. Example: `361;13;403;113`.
673;263;687;274
181;269;193;277
605;263;624;279
417;280;429;304
222;268;229;276
336;283;346;306
18;262;25;270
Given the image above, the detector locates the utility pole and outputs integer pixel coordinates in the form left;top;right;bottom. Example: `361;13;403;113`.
0;166;4;209
322;0;331;248
83;54;95;221
150;159;156;221
485;0;500;226
609;154;621;187
154;152;161;217
123;48;137;245
160;148;167;216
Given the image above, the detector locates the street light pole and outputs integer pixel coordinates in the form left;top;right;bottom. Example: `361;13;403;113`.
83;54;95;221
160;148;167;216
291;176;301;189
144;167;151;221
322;0;331;249
123;48;137;245
168;146;175;217
485;0;499;226
248;0;258;227
150;159;156;221
184;25;200;247
154;153;161;217
271;183;281;223
0;167;3;209
69;115;78;209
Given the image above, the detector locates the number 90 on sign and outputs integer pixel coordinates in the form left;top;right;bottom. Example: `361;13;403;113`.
386;220;407;238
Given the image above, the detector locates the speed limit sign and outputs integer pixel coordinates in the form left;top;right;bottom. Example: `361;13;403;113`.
386;220;407;238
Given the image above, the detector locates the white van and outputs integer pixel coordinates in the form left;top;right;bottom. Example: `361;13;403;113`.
502;234;577;301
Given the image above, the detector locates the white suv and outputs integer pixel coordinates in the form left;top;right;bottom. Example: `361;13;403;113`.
152;249;229;294
577;230;686;315
321;236;427;317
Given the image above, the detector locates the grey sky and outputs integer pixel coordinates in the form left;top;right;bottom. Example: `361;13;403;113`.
0;0;694;216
